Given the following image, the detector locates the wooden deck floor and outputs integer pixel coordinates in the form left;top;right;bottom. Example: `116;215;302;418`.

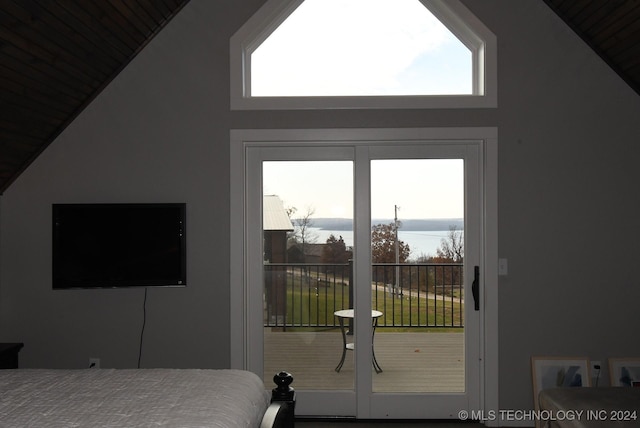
264;329;464;393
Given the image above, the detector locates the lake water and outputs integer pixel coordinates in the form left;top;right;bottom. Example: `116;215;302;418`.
309;228;454;259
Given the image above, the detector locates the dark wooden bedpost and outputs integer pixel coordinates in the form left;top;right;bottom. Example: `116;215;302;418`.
270;371;295;428
271;371;295;401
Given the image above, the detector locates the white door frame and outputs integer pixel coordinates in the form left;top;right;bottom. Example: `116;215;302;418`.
230;127;499;423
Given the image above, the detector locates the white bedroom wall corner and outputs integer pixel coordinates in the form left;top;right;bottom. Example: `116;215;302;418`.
229;130;246;369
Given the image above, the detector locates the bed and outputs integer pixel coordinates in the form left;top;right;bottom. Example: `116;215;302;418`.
0;368;295;427
538;387;640;428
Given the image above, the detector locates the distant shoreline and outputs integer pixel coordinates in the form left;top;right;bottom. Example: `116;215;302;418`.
301;217;464;231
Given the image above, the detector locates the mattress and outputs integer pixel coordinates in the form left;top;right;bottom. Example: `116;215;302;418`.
0;368;270;427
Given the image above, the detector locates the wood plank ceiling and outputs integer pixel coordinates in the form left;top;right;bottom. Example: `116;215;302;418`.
544;0;640;96
0;0;638;194
0;0;190;194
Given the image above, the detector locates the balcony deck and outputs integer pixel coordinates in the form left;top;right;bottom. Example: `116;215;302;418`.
264;329;464;392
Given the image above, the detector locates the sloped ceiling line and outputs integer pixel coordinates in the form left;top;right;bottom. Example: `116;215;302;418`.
544;0;640;96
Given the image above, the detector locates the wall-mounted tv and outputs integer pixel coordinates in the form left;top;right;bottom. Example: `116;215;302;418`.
52;203;186;289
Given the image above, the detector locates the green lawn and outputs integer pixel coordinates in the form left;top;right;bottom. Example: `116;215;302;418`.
282;281;463;330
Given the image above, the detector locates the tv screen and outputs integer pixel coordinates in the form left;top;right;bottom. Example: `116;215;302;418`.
52;203;186;289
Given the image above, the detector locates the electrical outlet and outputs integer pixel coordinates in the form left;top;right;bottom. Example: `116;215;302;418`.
498;258;508;276
591;360;601;373
89;358;100;369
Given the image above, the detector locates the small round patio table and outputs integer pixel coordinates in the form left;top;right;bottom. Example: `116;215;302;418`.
333;309;383;373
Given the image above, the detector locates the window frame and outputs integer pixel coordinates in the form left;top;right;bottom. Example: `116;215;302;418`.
230;0;497;110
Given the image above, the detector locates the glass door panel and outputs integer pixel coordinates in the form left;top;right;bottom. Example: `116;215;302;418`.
237;132;487;419
370;159;465;394
262;161;355;391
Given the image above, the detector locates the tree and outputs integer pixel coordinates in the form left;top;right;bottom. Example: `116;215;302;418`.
286;207;318;246
436;225;464;263
284;205;297;245
429;226;464;293
371;223;411;293
321;235;352;280
286;205;317;262
321;234;352;264
371;223;410;263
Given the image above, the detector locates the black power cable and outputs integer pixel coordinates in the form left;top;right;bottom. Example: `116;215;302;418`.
594;363;601;387
137;287;148;369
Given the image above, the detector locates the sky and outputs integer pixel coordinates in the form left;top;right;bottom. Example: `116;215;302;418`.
251;0;472;96
263;159;464;220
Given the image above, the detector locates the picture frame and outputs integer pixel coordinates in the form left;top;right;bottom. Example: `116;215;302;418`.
609;358;640;387
531;356;590;425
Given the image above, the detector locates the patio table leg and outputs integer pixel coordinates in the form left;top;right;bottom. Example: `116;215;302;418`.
335;317;348;372
372;317;382;373
335;312;382;373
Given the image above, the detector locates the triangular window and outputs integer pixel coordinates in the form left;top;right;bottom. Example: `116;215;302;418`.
231;0;496;109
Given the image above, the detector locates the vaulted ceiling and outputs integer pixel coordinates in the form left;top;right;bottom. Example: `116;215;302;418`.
0;0;190;194
0;0;638;194
544;0;640;96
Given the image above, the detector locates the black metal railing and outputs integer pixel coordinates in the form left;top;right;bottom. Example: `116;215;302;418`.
263;262;464;329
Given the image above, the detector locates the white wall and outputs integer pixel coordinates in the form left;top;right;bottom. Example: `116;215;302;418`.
1;0;639;414
466;0;640;413
0;0;261;369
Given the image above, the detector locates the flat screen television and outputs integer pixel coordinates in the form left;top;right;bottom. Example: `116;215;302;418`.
52;203;186;289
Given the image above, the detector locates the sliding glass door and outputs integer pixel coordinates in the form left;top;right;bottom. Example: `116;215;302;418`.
231;128;494;419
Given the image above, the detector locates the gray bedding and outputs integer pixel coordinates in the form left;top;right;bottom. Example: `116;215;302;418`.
0;368;270;427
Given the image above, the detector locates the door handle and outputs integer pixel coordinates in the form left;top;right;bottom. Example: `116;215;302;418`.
472;266;480;311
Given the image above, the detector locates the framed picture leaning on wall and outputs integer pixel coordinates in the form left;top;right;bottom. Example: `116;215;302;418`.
609;358;640;387
531;356;590;414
